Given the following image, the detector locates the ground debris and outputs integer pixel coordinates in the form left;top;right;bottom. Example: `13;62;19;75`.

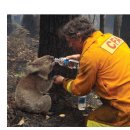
59;114;66;118
45;115;50;120
17;117;25;126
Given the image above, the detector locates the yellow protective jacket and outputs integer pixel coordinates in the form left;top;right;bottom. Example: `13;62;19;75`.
63;31;130;126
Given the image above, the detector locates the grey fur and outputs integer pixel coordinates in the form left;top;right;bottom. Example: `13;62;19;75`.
15;55;54;113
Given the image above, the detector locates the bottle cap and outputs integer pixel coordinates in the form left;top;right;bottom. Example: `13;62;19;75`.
63;59;69;66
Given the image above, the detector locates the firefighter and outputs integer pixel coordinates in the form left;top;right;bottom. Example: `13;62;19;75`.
54;16;130;126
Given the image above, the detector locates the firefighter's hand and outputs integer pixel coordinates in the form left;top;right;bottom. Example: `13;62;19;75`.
66;54;80;61
53;75;65;85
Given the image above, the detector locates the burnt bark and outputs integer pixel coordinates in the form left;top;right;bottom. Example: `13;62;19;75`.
38;15;79;112
100;15;105;33
22;15;39;37
38;15;78;58
120;15;130;47
7;15;13;35
113;15;122;37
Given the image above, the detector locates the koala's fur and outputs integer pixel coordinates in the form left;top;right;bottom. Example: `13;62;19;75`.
15;55;55;113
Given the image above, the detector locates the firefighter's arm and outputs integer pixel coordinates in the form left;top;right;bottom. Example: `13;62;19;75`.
63;54;98;96
66;54;81;61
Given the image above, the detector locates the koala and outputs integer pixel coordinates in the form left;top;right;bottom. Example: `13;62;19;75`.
15;55;55;113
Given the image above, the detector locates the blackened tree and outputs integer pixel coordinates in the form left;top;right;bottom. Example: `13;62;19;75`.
22;15;39;37
7;15;13;35
113;15;122;37
120;15;130;47
38;15;79;112
100;15;105;33
38;15;78;58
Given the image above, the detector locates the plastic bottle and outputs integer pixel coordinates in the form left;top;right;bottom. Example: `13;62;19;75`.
78;96;87;110
54;57;79;69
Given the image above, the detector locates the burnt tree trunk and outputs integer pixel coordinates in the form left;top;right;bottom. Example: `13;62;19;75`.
100;15;105;33
22;15;40;37
7;15;13;35
38;15;79;112
120;15;130;47
38;15;78;58
113;15;122;37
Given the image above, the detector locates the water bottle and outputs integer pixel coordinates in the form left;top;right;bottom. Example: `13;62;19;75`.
54;57;79;69
78;96;87;110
